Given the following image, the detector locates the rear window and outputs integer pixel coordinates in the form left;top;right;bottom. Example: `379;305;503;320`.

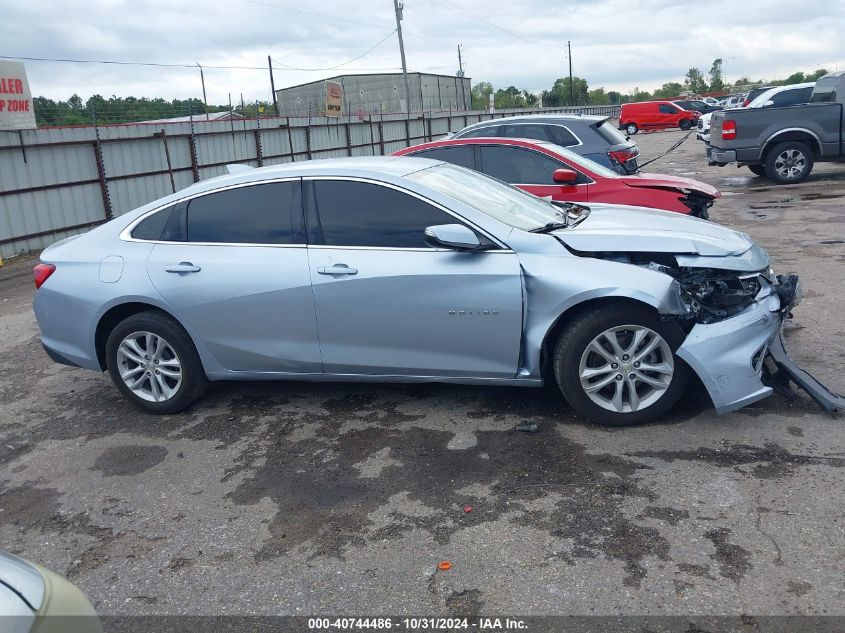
811;77;838;103
593;120;628;145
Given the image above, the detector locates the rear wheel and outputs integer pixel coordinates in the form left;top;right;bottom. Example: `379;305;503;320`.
679;119;692;131
764;141;814;184
747;164;767;177
553;304;689;426
624;122;638;135
105;310;208;414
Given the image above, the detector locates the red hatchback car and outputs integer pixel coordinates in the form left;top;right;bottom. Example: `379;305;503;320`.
392;138;720;218
619;101;700;135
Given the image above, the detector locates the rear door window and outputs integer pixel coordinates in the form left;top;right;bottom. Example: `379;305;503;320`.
186;181;301;244
408;146;475;169
458;126;500;138
500;124;554;143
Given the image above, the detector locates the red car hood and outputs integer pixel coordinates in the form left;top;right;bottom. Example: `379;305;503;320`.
620;172;721;198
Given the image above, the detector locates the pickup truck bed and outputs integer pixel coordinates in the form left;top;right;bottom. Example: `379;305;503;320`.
707;72;845;184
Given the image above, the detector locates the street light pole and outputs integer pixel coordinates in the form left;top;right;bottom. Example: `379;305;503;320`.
393;0;411;115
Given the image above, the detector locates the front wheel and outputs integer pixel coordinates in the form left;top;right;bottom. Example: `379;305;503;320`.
624;122;638;135
679;119;692;131
553;304;689;426
764;141;814;184
105;310;208;414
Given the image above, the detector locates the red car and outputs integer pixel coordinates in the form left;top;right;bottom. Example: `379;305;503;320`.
392;138;720;218
619;101;700;135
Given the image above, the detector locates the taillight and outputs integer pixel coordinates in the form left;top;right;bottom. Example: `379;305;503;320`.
721;120;737;140
608;148;636;165
33;263;56;289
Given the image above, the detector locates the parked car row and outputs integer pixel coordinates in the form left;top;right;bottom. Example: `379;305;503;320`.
31;108;842;428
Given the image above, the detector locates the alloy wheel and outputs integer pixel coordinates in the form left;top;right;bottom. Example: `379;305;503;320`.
578;325;674;413
116;331;183;402
774;149;807;180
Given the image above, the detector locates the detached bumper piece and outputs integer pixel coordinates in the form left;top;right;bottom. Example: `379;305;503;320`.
767;329;845;413
766;273;844;413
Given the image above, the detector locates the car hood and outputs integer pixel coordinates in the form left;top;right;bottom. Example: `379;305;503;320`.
554;204;754;257
619;172;720;198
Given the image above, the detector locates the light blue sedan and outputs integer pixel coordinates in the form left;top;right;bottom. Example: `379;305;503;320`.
32;157;819;425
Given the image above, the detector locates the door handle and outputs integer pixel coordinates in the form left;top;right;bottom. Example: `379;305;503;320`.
165;262;201;274
317;264;358;276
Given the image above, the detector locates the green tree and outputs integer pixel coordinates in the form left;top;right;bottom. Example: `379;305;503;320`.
522;90;538;107
587;87;609;105
543;76;589;106
630;87;652;102
807;68;829;81
471;81;493;109
652;81;684;99
607;90;622;105
684;68;708;94
708;59;724;92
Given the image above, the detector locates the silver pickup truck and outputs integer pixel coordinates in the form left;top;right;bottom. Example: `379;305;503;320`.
708;72;845;184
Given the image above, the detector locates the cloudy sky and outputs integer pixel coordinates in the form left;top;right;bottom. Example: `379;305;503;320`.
5;0;844;104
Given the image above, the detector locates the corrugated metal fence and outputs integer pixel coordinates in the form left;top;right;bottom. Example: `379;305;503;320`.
0;105;620;257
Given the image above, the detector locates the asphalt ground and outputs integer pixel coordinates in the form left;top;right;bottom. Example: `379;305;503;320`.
0;127;843;620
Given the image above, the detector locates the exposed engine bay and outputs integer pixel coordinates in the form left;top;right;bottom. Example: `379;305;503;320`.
579;251;771;323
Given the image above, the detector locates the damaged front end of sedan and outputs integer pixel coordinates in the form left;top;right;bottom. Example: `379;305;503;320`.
574;244;843;414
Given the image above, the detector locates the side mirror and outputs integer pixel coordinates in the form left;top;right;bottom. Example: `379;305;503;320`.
424;224;481;250
552;168;579;184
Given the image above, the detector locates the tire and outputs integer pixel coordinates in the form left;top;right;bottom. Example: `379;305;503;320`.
105;310;208;414
679;119;692;131
624;122;638;135
747;164;767;177
764;141;814;184
553;303;689;426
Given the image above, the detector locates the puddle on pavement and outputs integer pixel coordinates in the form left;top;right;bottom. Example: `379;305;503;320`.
720;177;753;187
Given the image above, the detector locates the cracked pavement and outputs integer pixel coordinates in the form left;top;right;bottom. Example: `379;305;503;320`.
0;129;843;616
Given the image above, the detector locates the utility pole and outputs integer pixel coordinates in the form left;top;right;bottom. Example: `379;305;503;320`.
456;44;467;111
268;55;279;115
197;62;209;120
393;0;411;115
567;41;574;105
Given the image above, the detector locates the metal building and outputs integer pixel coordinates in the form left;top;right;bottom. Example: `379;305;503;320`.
275;72;472;117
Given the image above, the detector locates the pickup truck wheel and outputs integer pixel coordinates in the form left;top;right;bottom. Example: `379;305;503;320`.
624;123;638;135
747;165;767;177
553;304;689;426
679;119;692;131
764;141;814;184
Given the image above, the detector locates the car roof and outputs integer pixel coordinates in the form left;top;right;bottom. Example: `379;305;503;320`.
179;156;435;196
459;113;605;131
748;82;815;106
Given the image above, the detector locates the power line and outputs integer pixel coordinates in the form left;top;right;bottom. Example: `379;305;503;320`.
0;54;400;73
272;29;398;71
0;54;267;70
433;0;525;41
243;0;393;29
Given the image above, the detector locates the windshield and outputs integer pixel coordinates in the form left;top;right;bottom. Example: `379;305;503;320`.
406;163;560;231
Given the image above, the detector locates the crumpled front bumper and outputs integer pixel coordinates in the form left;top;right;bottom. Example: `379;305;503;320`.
677;274;844;415
677;290;781;414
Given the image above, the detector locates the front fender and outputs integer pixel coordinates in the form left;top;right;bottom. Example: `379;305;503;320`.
518;253;687;378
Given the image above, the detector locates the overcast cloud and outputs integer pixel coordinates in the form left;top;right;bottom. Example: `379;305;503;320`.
4;0;845;104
